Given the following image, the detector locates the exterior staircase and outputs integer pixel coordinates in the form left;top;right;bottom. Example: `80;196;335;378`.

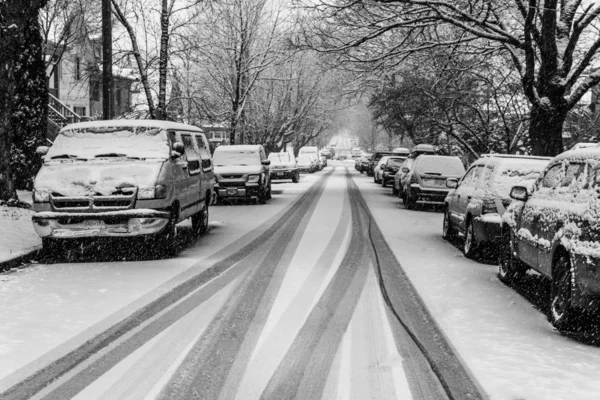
48;93;82;130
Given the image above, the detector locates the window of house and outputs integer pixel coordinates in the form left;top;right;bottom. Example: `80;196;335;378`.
116;88;122;109
90;81;100;101
75;57;81;80
73;107;86;116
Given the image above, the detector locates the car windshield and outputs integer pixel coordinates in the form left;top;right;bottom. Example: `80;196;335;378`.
418;157;465;175
297;155;312;163
490;159;549;196
213;149;260;166
268;153;292;164
47;126;169;160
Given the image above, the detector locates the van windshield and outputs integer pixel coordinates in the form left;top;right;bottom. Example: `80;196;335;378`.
47;126;170;160
213;150;260;166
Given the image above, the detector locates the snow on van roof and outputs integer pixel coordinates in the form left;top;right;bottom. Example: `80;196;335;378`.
553;145;600;163
61;119;204;133
213;145;262;153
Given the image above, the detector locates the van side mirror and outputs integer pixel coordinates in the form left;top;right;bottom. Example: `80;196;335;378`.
446;178;458;189
262;159;271;166
402;167;409;173
36;146;49;155
172;142;184;158
510;186;529;202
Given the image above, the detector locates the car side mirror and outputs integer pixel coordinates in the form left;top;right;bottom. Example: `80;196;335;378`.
171;142;184;158
262;159;271;166
36;146;49;155
402;167;409;173
510;185;529;202
446;178;458;189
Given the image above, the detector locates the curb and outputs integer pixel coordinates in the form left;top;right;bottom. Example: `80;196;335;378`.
0;247;42;272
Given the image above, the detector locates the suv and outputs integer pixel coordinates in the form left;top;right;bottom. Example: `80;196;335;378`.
443;154;550;258
401;155;465;209
499;146;600;331
213;145;272;204
268;151;299;183
32;120;215;256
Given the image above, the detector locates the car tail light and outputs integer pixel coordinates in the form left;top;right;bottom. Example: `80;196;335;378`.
482;200;497;214
410;174;419;184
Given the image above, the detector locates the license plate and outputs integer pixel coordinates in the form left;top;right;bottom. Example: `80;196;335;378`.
277;172;285;177
423;179;445;187
226;188;238;195
84;220;105;229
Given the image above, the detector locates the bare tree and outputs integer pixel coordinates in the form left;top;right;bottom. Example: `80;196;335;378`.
301;0;600;156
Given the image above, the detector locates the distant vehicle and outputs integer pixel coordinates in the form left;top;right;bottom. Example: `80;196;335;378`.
395;158;416;197
392;147;410;157
32;120;214;256
401;155;465;209
499;147;600;331
443;154;550;259
409;144;436;158
373;156;391;184
381;156;407;187
351;147;362;158
268;151;299;183
320;155;328;168
357;153;371;173
367;151;394;176
297;154;316;173
320;148;334;160
212;145;272;204
299;146;319;158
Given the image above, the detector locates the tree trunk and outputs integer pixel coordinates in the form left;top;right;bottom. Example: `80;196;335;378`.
156;0;170;120
528;103;567;156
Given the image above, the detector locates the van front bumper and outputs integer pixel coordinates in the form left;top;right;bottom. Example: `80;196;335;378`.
32;209;171;238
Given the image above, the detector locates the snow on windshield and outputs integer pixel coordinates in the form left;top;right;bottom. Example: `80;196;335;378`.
213;149;260;166
268;153;292;164
47;126;170;160
490;159;549;197
418;156;465;175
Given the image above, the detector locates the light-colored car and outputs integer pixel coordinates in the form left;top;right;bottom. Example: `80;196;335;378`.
499;146;600;331
373;156;390;184
443;154;550;258
32;120;215;256
402;155;465;209
268;152;299;183
394;157;415;197
213;145;272;204
297;154;315;172
381;156;407;187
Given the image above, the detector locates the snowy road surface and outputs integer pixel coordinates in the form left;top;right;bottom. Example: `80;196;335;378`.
1;163;600;399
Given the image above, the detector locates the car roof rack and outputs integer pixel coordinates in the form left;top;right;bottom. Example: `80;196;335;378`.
479;154;552;160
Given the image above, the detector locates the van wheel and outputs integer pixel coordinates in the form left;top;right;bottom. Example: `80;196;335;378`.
392;185;398;196
463;219;480;258
498;230;526;283
442;209;457;240
154;207;178;257
549;252;584;331
258;189;267;204
404;190;416;210
381;178;387;187
266;183;272;200
192;204;209;236
292;172;299;183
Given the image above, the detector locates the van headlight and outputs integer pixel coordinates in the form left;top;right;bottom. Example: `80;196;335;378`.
137;185;167;199
247;174;260;183
33;188;51;202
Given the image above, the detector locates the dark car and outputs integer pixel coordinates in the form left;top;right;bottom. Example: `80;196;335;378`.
443;154;550;258
401;155;465;209
381;156;406;187
499;146;600;331
367;151;394;176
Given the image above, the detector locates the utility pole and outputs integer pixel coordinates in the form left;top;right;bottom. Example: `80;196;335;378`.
102;0;112;120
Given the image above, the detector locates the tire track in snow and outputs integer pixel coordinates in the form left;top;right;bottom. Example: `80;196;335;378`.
0;170;335;400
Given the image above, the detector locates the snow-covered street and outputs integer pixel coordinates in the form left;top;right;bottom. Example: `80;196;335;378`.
2;163;600;399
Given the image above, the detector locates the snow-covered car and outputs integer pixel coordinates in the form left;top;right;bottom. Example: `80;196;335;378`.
443;154;550;258
401;155;465;209
32;120;215;255
213;145;272;204
499;145;600;331
373;156;390;184
381;156;407;187
297;155;315;172
268;151;299;183
357;153;371;173
394;157;415;196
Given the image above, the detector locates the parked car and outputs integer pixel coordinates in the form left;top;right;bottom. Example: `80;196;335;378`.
401;155;465;209
499;146;600;331
297;154;316;173
299;146;320;160
357;153;371;173
381;156;407;187
409;143;436;158
443;154;550;258
392;147;410;157
373;156;391;184
394;157;416;197
268;151;299;183
367;151;394;176
320;155;328;168
212;145;271;204
32;120;215;256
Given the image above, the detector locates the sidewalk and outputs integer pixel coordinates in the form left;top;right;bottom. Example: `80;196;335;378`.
0;191;41;270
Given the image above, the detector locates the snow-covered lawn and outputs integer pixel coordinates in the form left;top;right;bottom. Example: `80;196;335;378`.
0;191;40;265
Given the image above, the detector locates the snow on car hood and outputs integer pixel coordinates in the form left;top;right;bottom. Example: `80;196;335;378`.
214;165;263;175
34;160;163;197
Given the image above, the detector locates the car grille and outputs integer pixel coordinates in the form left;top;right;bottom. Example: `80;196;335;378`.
51;193;135;211
219;174;246;180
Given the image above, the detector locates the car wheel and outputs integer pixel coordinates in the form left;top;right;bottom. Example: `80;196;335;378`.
191;204;209;236
258;187;268;204
373;174;377;183
154;206;179;258
442;209;457;241
292;172;299;183
392;185;398;196
381;178;387;187
463;219;480;258
549;252;584;332
266;183;272;200
404;189;416;210
498;229;526;283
